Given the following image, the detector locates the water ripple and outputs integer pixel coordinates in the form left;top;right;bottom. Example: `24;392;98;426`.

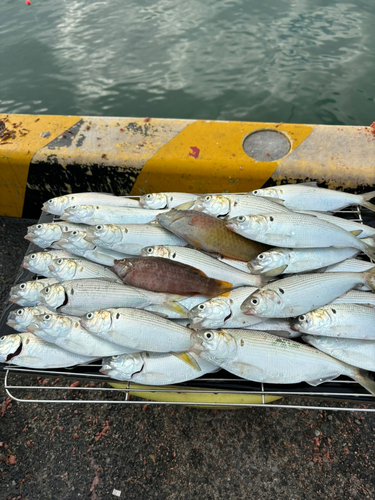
0;0;374;124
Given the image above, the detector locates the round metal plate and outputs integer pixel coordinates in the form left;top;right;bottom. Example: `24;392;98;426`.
243;130;291;162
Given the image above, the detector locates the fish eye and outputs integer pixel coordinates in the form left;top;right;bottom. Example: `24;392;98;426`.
36;224;42;229
48;199;53;204
146;247;153;254
44;287;50;294
57;259;63;264
96;225;103;231
0;336;6;341
299;315;306;321
253;190;258;195
43;314;51;321
198;304;206;310
16;309;23;316
19;283;26;289
204;196;211;202
146;194;152;199
251;298;259;305
30;254;36;259
72;231;78;236
86;312;94;320
258;254;265;260
204;331;213;340
237;216;246;222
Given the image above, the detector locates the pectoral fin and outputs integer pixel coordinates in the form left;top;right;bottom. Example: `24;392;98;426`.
261;265;288;277
171;352;201;371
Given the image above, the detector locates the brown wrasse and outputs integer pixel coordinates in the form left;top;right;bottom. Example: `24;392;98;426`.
112;257;232;297
156;210;269;261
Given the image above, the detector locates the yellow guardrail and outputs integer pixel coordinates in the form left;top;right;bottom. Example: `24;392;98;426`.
1;114;374;218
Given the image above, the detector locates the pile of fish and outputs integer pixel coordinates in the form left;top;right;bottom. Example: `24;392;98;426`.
1;183;375;394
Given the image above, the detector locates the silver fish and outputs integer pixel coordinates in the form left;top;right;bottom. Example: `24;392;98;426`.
248;247;360;277
251;182;375;212
249;318;300;338
240;269;375;318
61;205;170;225
85;223;187;254
323;258;375;273
9;278;60;306
226;213;375;260
101;351;217;384
48;257;121;282
139;192;199;210
331;290;375;308
56;230;129;266
189;287;261;329
42;192;140;216
190;329;375;393
302;335;375;372
216;256;250;273
38;279;186;316
27;312;138;357
7;305;51;332
25;222;85;249
0;333;95;368
141;245;261;287
80;308;193;352
293;303;375;339
22;250;73;276
298;210;375;239
144;295;207;319
192;193;290;218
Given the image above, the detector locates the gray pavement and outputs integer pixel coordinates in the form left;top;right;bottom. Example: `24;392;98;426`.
1;216;374;500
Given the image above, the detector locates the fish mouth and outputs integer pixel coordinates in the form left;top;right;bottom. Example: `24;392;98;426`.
225;223;236;232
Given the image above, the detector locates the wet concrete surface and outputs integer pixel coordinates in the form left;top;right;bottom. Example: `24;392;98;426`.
1;216;375;500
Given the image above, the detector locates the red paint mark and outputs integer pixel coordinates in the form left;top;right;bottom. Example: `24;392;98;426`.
26;0;31;4
189;146;200;159
144;117;150;122
70;381;80;387
266;152;270;157
232;153;236;156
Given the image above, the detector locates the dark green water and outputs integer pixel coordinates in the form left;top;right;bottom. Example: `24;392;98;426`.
1;0;375;125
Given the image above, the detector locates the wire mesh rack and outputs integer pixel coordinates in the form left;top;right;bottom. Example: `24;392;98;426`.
1;203;375;411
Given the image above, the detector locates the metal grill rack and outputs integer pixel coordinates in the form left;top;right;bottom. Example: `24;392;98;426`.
1;204;375;411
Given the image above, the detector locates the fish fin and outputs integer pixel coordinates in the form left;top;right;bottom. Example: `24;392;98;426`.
260;196;286;205
175;201;195;210
171;352;201;371
187;236;203;249
261;265;288;277
362;200;375;213
350;229;363;236
364;265;375;292
362;241;375;262
163;300;190;317
210;280;233;297
353;368;375;395
305;373;341;386
361;190;375;212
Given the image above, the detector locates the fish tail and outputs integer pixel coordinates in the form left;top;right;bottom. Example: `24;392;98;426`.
164;295;190;317
354;368;375;395
364;265;375;292
360;238;375;261
362;190;375;212
210;280;233;297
